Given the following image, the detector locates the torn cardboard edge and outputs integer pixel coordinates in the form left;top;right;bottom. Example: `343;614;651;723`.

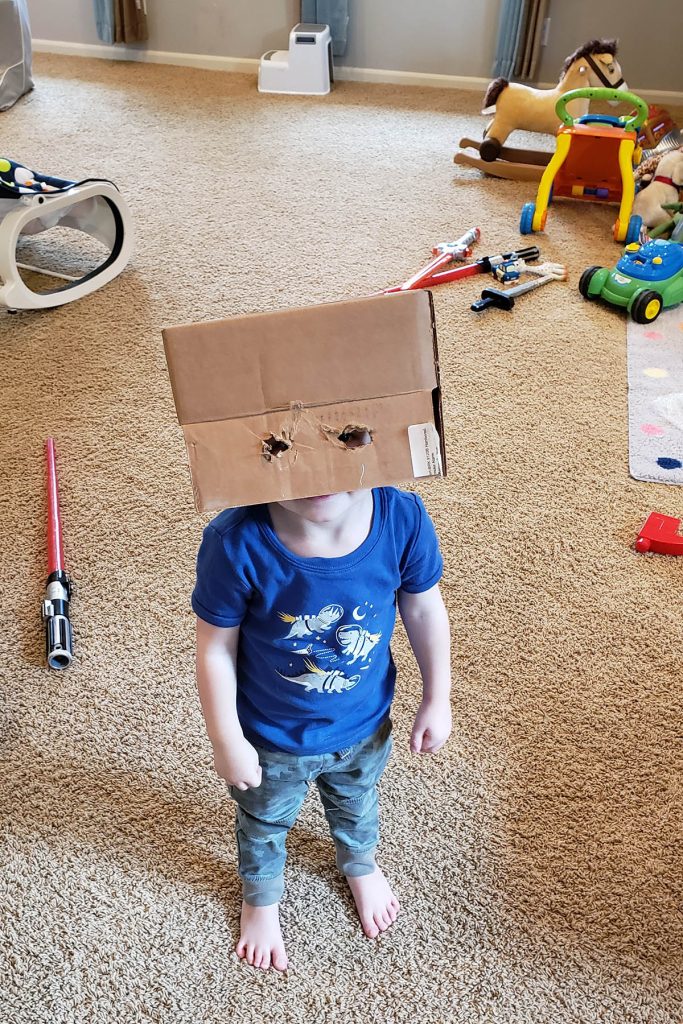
163;290;447;511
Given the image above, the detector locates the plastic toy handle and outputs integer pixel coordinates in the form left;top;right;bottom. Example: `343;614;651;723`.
555;88;649;131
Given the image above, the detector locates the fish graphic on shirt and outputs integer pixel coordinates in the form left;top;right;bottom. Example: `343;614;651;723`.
278;603;343;639
336;624;381;664
278;658;360;694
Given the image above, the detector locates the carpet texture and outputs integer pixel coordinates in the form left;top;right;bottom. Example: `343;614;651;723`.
1;55;682;1024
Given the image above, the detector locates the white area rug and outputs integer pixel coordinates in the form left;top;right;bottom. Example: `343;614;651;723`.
627;306;683;483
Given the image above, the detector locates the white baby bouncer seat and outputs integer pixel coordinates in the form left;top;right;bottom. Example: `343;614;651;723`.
0;158;133;311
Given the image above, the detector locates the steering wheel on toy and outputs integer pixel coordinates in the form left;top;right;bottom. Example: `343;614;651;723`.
555;88;648;131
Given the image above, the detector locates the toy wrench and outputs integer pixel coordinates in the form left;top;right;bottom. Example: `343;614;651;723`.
471;267;566;312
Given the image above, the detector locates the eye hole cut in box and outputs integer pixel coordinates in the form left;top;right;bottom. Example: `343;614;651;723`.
261;419;373;461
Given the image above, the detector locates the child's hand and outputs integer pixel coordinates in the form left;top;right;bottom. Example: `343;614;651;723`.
410;698;452;754
213;737;262;790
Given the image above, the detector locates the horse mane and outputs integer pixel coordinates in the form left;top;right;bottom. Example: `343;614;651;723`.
560;38;618;79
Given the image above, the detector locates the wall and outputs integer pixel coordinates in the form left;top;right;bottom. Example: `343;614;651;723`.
537;0;681;96
23;0;504;80
25;0;683;95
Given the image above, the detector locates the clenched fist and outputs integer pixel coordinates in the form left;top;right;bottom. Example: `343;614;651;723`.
213;737;262;790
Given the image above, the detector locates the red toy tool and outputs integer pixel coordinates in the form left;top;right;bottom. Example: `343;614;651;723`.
635;512;683;555
42;438;74;668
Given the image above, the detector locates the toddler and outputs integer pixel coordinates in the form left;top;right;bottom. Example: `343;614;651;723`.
193;487;451;972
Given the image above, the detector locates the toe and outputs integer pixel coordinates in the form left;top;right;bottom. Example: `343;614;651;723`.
260;949;271;971
272;948;288;972
236;940;247;959
246;942;256;965
364;917;380;938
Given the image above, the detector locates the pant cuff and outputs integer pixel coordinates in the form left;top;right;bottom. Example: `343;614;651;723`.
242;873;285;906
335;844;376;877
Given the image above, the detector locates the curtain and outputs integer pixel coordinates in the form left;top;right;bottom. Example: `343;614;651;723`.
95;0;148;44
301;0;348;57
94;0;115;44
492;0;549;81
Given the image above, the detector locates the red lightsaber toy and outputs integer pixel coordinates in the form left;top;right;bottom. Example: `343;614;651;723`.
383;244;541;293
42;438;73;669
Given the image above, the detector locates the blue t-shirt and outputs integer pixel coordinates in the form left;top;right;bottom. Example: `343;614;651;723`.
192;487;443;755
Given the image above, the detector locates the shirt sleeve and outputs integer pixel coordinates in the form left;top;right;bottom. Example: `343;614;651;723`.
399;493;444;593
191;524;251;627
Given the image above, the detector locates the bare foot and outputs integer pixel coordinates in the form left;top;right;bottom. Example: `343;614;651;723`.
235;901;288;971
346;866;400;938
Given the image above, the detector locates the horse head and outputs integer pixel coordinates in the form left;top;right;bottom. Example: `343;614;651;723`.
561;39;628;101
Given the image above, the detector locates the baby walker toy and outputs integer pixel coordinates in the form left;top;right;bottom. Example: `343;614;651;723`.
0;157;133;311
519;87;649;243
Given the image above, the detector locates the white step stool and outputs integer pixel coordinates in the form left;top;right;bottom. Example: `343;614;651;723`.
258;23;333;96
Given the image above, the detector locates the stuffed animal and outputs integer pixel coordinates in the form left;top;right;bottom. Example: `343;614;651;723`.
480;39;627;161
650;203;683;242
632;148;683;228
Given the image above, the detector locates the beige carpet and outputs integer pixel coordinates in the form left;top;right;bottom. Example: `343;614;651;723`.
1;55;682;1023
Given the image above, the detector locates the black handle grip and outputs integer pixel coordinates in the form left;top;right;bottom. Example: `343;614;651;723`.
42;569;74;670
471;288;515;312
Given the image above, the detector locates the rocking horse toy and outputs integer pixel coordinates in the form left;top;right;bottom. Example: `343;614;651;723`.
0;157;133;311
454;38;629;182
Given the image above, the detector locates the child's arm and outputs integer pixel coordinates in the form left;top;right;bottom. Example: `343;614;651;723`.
195;616;262;790
397;584;452;754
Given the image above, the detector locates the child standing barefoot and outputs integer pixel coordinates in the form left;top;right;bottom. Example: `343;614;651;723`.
193;488;451;971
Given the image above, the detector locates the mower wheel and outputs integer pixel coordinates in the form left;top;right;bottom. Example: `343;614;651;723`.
631;290;663;324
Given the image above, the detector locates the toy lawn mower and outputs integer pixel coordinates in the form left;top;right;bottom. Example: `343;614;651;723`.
579;238;683;324
520;87;649;243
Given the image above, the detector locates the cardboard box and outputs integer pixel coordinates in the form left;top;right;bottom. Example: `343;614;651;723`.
162;290;446;511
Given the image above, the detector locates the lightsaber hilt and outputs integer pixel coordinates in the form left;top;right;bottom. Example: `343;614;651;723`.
42;569;73;669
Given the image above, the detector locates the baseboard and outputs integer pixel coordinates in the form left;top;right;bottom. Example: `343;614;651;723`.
335;66;491;92
31;40;683;105
32;39;259;75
